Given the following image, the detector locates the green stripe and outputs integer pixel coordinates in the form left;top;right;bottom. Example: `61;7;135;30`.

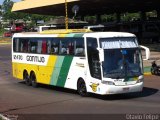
56;56;73;87
50;56;65;85
67;33;75;37
74;33;84;37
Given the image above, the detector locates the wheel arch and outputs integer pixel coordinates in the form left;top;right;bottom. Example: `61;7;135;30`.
23;69;28;78
30;70;35;77
77;77;85;89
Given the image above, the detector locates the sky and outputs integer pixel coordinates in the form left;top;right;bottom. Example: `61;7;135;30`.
0;0;21;5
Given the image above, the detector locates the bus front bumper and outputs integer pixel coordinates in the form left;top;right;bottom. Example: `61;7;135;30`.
99;82;143;95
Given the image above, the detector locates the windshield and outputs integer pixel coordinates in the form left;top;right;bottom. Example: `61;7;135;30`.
102;48;142;79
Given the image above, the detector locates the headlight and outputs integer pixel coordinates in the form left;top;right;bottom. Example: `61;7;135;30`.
136;78;143;83
102;81;115;85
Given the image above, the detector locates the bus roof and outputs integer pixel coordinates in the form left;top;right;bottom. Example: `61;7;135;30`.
13;31;136;38
40;29;92;34
83;32;136;38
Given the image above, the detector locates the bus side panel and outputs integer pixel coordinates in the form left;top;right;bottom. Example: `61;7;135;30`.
12;63;20;79
50;56;65;86
56;56;73;87
37;55;57;85
12;62;38;80
49;56;75;88
64;57;86;90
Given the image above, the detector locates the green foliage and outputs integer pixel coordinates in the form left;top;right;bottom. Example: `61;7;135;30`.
85;16;96;24
0;28;6;36
2;0;14;20
121;13;140;22
101;14;116;22
146;10;157;18
1;0;54;26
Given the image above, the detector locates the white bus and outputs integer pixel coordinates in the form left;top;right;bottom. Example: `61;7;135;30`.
12;29;144;96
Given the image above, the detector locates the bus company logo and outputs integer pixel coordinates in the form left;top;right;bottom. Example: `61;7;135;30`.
26;55;45;63
90;83;99;92
76;63;84;67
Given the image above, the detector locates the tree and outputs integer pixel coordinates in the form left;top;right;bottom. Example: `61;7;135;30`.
0;5;2;16
2;0;14;20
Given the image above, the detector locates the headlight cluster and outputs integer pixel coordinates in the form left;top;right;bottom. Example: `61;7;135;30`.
136;78;144;83
102;81;115;85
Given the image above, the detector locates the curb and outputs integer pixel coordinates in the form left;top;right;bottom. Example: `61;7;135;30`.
144;66;151;76
144;72;152;76
0;43;11;45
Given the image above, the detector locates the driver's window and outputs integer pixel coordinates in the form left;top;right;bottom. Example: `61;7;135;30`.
87;38;101;79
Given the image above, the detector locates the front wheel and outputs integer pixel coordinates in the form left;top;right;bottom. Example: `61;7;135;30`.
77;80;88;97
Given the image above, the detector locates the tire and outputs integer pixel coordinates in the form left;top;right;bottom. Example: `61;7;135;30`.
155;70;158;75
24;71;31;86
151;68;154;75
30;72;38;88
77;80;88;97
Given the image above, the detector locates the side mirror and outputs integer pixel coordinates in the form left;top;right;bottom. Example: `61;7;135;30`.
139;45;150;60
97;48;104;62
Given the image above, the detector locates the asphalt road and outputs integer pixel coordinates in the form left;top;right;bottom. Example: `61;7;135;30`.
0;44;160;120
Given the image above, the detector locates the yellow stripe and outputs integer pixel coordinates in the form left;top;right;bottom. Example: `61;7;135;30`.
58;34;67;37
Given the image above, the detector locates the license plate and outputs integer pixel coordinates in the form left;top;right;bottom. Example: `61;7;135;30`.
123;87;130;91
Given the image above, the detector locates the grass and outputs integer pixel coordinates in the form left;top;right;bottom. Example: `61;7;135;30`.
0;37;11;43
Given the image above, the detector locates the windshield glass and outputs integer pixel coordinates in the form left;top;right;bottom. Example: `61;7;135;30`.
102;48;142;79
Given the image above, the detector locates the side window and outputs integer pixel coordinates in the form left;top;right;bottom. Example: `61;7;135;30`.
60;39;68;55
37;39;42;54
51;38;59;54
41;39;47;54
60;38;74;55
68;39;74;55
13;38;20;52
36;38;53;54
74;38;85;56
20;38;29;52
47;39;51;54
13;38;29;52
29;39;37;53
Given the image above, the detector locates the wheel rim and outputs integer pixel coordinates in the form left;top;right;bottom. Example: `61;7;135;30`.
151;68;154;74
24;73;31;85
155;70;158;75
31;74;37;87
78;81;87;96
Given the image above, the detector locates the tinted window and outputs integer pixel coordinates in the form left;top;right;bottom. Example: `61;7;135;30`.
74;38;85;56
87;38;101;79
13;37;85;56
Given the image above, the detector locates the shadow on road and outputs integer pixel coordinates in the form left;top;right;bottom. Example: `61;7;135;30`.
19;81;78;95
91;87;159;100
19;81;158;100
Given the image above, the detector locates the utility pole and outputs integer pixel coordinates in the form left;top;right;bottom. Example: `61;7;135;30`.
65;0;68;30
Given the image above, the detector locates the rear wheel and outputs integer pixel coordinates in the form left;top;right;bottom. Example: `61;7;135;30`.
77;80;88;97
30;72;38;88
24;71;31;86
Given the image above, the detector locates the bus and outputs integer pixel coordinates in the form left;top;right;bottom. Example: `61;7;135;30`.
12;29;144;96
